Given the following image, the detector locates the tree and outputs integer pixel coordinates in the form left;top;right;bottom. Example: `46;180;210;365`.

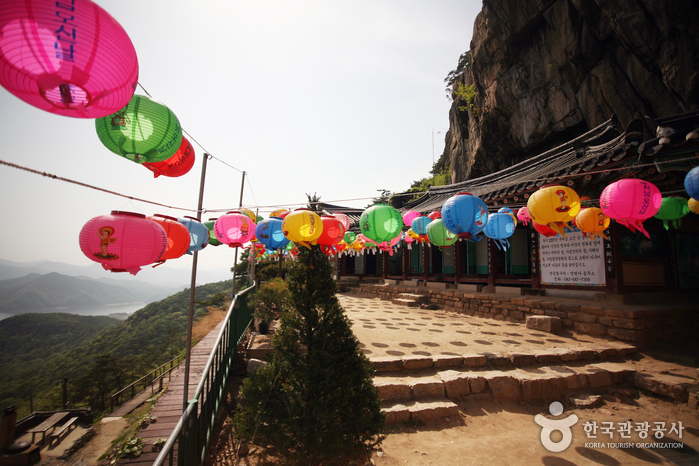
368;188;393;208
306;192;322;212
233;245;385;464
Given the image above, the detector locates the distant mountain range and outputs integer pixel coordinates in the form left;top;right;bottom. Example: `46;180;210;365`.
0;272;178;311
0;259;233;288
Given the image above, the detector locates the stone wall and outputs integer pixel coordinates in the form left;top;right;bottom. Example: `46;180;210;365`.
350;283;699;346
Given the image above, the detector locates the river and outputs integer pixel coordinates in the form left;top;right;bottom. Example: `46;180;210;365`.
0;302;147;321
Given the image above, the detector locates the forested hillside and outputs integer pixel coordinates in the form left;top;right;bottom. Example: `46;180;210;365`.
0;279;235;418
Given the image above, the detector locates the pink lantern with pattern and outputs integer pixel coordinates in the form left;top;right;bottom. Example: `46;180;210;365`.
79;211;166;275
0;0;138;118
214;211;256;247
600;179;662;238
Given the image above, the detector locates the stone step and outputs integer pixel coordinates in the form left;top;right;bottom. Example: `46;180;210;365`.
369;344;638;373
391;298;421;307
373;360;637;406
382;398;460;424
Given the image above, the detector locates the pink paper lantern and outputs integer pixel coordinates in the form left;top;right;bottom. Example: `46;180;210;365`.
79;211;167;275
333;213;350;231
600;179;662;238
214;211;256;247
0;0;138;118
516;207;531;225
402;210;420;227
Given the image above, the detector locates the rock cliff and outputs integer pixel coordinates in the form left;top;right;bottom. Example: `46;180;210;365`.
444;0;699;182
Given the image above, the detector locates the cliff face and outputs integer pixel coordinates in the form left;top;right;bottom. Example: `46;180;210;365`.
445;0;699;183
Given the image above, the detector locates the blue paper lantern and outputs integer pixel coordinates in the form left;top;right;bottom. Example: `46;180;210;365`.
255;217;290;250
484;212;516;250
441;192;489;240
685;166;699;200
411;216;431;236
178;217;209;254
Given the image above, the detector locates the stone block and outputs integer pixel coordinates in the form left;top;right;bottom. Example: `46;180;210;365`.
510;353;537;367
371;357;404;372
458;284;483;293
246;358;267;374
688;386;699;410
526;315;562;334
586;369;613;388
573;322;608;336
634;373;691;402
439;370;471;398
607;327;646;343
383;404;410;424
494;286;524;295
463;354;487;367
485;353;511;367
402;356;434;371
486;375;522;401
410;379;445;399
534;352;560;364
568;312;598;323
433;355;463;368
374;380;412;402
521;376;563;402
426;281;448;290
402;280;419;287
468;374;488;394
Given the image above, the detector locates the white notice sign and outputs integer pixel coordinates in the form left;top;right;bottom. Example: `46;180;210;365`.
539;230;605;286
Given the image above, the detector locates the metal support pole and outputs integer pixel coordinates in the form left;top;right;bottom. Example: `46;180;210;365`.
183;153;209;411
231;172;246;297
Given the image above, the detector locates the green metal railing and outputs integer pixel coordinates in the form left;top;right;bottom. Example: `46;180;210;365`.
109;355;184;413
153;283;255;466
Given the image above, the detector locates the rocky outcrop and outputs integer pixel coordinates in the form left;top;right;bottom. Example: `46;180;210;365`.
445;0;699;182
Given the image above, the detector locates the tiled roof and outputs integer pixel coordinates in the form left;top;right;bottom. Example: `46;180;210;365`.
403;111;699;214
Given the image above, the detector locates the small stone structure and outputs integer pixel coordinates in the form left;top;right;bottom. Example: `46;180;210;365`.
350;282;699;345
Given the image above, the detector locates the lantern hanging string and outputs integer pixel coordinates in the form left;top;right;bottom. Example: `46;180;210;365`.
137;82;244;174
0;158;199;213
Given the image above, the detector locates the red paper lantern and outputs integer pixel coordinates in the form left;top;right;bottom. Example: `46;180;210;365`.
79;211;166;275
316;215;345;246
214;211;256;247
532;221;558;238
0;0;138;118
147;214;190;263
142;136;195;178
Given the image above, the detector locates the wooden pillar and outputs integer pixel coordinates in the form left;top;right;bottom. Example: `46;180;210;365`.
487;238;496;287
382;251;389;279
423;244;430;282
402;244;409;281
454;240;462;284
529;226;541;290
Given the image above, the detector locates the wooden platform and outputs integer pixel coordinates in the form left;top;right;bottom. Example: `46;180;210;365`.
115;320;226;465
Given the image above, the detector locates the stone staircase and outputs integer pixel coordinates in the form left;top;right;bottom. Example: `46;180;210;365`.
369;346;698;424
391;293;428;308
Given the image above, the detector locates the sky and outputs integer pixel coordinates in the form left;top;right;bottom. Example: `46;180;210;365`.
0;0;482;276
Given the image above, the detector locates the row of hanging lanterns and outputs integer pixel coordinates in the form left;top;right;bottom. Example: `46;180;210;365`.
79;211;209;275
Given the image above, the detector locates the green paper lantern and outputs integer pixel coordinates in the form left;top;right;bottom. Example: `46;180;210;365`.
360;204;402;243
95;94;182;163
654;197;689;230
204;219;222;246
426;219;457;247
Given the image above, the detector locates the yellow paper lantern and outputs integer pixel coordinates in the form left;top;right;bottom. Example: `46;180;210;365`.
688;198;699;215
575;207;610;241
527;185;581;237
281;208;323;248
